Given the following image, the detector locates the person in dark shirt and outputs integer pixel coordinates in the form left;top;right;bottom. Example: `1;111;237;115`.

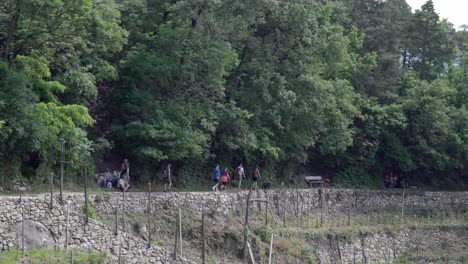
252;165;260;190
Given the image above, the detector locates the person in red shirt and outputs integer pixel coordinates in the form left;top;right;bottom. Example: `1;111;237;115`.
220;167;230;191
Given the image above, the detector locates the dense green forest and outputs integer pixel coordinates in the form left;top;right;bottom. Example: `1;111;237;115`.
0;0;467;189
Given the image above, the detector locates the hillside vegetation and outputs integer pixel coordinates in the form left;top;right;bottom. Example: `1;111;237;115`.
0;0;467;189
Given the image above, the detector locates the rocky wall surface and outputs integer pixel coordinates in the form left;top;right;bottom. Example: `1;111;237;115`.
0;189;467;263
94;188;468;218
305;226;468;264
0;194;193;264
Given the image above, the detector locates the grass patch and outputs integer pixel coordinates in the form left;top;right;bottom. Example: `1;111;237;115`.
273;237;315;263
80;200;105;223
0;248;107;264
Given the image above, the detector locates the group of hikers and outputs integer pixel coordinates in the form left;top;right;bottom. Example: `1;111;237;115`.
384;172;407;189
96;159;263;192
95;159;131;192
163;162;262;192
211;163;261;192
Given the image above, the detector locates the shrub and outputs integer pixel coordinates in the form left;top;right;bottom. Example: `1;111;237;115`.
331;169;380;189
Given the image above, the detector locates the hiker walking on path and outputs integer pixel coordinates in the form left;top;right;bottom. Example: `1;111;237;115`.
212;164;220;192
220;167;230;191
163;163;172;192
235;163;245;188
120;159;130;184
251;164;260;190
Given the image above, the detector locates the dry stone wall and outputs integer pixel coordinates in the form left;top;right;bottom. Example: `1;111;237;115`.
95;188;468;218
0;194;193;264
0;189;467;263
297;226;468;264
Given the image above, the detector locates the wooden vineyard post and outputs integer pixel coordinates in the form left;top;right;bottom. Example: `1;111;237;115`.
242;187;254;260
401;187;406;219
179;208;183;257
122;190;126;232
21;194;25;258
319;188;324;227
59;138;65;205
268;234;274;264
118;246;122;264
49;172;54;210
202;212;206;264
268;202;277;225
84;163;89;224
282;184;286;228
65;203;69;252
295;189;299;226
147;182;152;249
173;224;178;260
114;207;118;236
265;191;269;227
246;241;256;264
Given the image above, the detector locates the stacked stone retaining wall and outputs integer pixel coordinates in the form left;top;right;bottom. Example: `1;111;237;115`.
95;189;468;217
0;189;467;263
0;194;192;264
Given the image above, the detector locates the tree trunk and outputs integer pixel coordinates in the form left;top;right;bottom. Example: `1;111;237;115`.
3;0;22;60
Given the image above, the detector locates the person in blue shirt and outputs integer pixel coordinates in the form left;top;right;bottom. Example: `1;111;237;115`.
212;164;220;192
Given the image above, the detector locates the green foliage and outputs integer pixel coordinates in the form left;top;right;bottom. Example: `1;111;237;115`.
332;169;379;188
392;251;415;264
0;248;106;264
411;208;437;218
0;0;466;188
403;0;456;81
274;237;315;263
80;199;104;222
0;0;124;186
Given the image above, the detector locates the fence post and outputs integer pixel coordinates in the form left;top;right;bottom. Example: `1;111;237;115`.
319;188;323;227
401;187;406;218
122;190;126;232
242;187;254;260
118;246;122;264
21;194;25;258
173;224;178;260
114;207;118;236
282;184;286;228
84;163;89;224
179;208;183;257
49;172;54;210
147;182;152;249
202;212;206;264
265;191;269;227
65;203;69;252
268;234;274;264
247;240;256;264
295;189;299;220
353;247;356;264
299;192;303;227
59;138;65;205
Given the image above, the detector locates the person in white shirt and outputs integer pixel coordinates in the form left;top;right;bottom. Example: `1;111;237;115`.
235;163;245;189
